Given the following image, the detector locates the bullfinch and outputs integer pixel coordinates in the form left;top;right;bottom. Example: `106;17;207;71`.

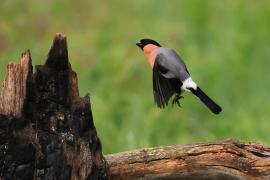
136;38;222;114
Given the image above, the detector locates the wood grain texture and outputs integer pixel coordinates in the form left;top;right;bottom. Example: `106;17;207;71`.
0;50;32;118
105;139;270;180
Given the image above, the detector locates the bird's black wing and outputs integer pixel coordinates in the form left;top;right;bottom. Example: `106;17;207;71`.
152;58;175;108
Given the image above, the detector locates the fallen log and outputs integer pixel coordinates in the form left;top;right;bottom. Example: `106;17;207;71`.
105;140;270;180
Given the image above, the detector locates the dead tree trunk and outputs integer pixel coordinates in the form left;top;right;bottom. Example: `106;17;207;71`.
105;140;270;180
0;33;108;180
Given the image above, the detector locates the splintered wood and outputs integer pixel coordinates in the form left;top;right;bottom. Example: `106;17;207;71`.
0;33;108;180
0;51;32;118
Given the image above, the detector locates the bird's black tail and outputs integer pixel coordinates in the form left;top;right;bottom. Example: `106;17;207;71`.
191;87;222;114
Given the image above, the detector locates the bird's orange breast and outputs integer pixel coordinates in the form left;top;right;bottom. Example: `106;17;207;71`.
143;44;158;68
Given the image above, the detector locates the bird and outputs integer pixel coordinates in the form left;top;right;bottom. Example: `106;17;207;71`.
136;38;222;114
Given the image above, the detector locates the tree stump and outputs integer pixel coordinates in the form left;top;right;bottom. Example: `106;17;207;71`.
0;33;108;180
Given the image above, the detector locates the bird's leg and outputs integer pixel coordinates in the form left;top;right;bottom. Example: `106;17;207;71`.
172;93;184;107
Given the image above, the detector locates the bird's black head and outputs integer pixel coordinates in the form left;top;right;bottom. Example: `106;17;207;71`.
136;38;161;50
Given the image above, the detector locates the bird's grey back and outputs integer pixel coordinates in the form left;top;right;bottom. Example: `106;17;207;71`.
156;47;190;81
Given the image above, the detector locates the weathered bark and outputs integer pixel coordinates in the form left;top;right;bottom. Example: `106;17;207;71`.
105;139;270;180
0;33;108;180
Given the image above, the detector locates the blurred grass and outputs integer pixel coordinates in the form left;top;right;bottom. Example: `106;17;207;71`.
0;0;270;154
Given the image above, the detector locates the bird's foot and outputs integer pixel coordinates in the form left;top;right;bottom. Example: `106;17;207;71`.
172;94;184;107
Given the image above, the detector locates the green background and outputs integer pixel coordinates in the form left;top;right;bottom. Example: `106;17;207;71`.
0;0;269;154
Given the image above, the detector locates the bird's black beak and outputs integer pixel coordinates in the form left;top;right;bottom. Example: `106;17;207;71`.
136;42;143;50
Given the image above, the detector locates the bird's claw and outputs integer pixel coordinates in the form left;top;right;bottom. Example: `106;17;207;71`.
172;94;184;107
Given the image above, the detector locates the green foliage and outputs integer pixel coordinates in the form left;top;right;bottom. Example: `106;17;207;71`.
0;0;270;154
